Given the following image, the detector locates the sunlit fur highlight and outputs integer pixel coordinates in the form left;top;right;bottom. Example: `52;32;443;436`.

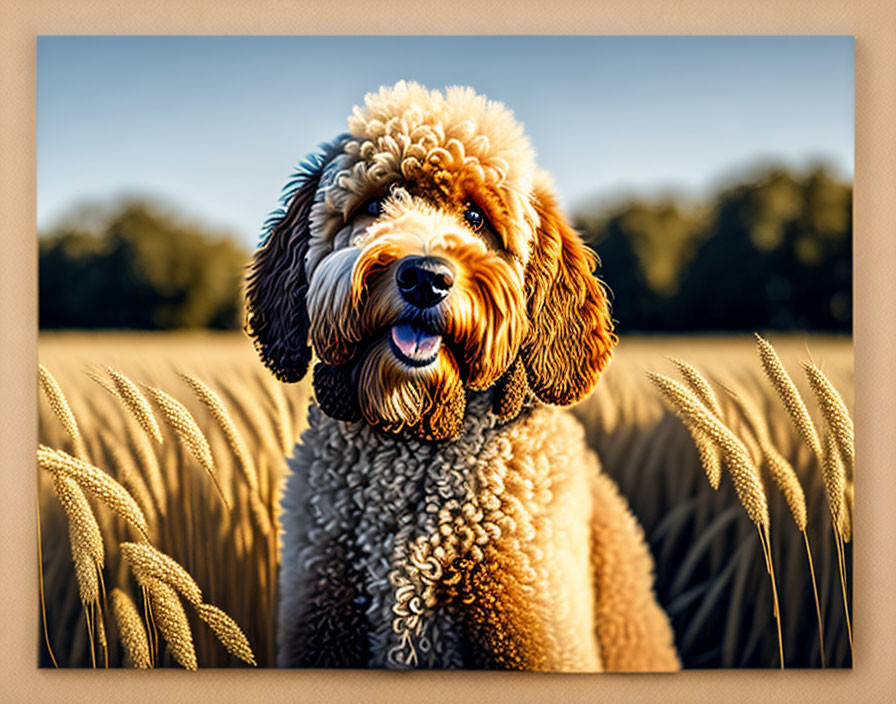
522;174;617;405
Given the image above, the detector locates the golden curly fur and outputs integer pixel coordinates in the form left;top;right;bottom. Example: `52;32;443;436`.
245;81;678;670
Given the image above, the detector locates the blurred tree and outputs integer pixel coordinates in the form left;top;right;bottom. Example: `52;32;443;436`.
577;166;852;333
578;201;704;331
676;167;852;332
40;202;249;330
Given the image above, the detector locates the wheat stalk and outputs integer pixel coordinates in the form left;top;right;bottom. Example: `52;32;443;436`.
762;446;808;532
755;334;822;458
752;338;853;666
120;541;202;606
669;358;724;417
821;431;847;538
123;415;167;517
196;603;257;666
824;429;854;653
38;445;149;539
52;473;103;606
84;369;118;395
177;373;257;488
648;372;769;528
36;491;59;668
110;588;151;669
723;387;808;531
801;359;853;658
100;430;158;532
178;372;272;535
39;365;88;459
143;577;197;670
803;362;854;482
650;369;787;667
104;367;164;444
142;383;228;508
691;428;722;490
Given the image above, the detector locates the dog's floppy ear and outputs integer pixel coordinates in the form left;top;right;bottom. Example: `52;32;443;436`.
244;136;348;383
520;178;616;406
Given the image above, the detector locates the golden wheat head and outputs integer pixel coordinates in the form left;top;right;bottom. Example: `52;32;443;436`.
755;334;823;458
802;361;854;481
762;445;808;532
723;386;808;531
110;588;151;669
648;372;769;528
52;473;103;605
669;358;724;417
177;372;273;534
689;427;722;490
104;367;164;444
39;364;88;459
177;372;259;492
196;603;257;666
144;577;197;670
120;541;202;606
822;430;847;539
38;445;149;539
141;383;228;506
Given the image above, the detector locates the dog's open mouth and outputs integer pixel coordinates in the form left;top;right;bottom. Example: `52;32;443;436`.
389;322;441;367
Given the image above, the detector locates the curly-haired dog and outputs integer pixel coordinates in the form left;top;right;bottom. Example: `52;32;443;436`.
245;81;679;671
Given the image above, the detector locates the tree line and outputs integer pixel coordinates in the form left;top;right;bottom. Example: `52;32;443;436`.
39;165;851;333
579;166;851;333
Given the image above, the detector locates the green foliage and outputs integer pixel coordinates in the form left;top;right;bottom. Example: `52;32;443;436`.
577;166;852;333
40;203;249;330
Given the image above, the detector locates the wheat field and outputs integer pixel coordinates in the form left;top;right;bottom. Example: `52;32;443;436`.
36;331;853;669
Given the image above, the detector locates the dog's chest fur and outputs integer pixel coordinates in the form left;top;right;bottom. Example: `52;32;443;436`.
277;392;602;670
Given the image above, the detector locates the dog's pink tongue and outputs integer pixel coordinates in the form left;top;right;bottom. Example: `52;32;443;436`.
391;323;440;361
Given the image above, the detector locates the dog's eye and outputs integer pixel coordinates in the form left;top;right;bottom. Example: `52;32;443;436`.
364;197;384;217
464;204;487;232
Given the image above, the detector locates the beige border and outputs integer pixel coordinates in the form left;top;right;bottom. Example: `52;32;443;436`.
3;1;894;701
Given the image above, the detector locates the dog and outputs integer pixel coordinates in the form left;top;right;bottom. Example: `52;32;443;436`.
245;81;679;671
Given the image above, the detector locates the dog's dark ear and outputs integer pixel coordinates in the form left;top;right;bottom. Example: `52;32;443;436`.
244;137;348;382
520;179;616;406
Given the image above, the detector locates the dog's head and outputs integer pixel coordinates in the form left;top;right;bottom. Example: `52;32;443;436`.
246;82;616;441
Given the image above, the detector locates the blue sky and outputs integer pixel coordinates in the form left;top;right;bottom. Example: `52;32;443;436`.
37;36;853;249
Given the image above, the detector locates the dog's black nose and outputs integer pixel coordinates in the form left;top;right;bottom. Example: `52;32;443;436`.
395;256;455;309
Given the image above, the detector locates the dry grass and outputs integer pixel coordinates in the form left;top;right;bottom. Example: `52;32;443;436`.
37;331;850;669
574;334;851;668
38;332;304;668
648;372;769;530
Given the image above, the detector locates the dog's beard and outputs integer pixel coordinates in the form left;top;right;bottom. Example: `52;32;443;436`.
305;232;526;440
355;339;465;439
